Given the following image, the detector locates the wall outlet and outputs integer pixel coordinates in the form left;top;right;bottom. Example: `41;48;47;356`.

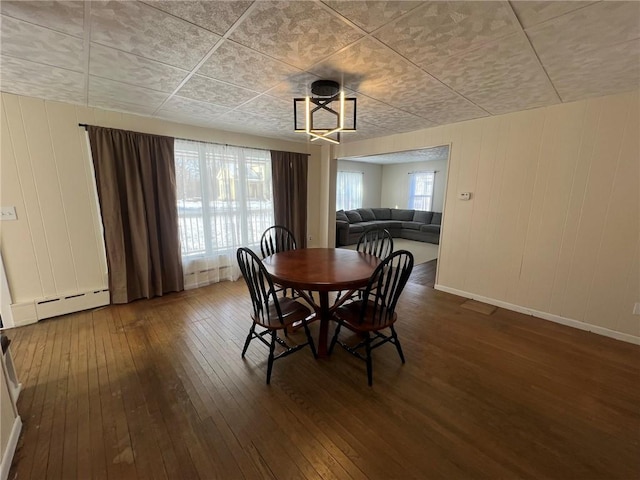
633;302;640;315
0;206;17;221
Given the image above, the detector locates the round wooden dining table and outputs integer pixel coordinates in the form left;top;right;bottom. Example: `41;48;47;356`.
263;248;381;358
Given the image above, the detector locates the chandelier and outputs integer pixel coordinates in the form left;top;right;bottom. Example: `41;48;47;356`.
294;80;356;145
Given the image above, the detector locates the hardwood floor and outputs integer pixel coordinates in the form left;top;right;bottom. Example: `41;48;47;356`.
7;266;640;479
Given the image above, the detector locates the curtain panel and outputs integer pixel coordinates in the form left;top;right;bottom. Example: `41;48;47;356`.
270;151;308;248
87;126;183;304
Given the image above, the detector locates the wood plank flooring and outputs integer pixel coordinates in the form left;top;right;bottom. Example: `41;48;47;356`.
6;264;640;479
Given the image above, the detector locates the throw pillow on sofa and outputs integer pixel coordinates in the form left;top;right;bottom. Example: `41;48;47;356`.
357;208;376;221
336;210;349;222
345;210;363;223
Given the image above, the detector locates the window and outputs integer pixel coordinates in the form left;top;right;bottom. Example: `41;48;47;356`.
336;171;363;211
175;139;273;288
408;171;435;211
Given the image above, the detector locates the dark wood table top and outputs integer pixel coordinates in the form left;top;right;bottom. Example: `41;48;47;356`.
263;248;380;291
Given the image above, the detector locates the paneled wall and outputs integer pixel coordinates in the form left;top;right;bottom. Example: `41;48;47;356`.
335;90;640;342
0;93;321;326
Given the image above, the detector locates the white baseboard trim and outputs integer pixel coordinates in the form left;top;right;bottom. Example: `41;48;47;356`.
434;284;640;346
0;415;22;480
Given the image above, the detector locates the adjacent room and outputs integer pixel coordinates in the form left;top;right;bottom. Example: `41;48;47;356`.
1;1;639;479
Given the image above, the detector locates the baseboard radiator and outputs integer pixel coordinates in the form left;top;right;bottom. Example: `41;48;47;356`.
9;289;110;327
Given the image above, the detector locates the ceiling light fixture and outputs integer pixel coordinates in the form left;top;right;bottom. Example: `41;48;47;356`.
294;80;356;145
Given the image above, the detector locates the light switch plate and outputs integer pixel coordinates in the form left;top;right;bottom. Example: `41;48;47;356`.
1;206;17;221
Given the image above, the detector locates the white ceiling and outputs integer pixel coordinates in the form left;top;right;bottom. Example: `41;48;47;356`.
342;144;450;164
1;1;639;144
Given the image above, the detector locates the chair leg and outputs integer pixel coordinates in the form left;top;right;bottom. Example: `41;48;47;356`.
242;323;255;358
266;330;276;384
301;320;317;358
328;322;343;355
390;325;405;364
365;332;373;386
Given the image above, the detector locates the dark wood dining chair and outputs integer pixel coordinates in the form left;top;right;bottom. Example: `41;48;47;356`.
329;250;414;386
236;247;317;384
260;225;297;258
260;225;298;298
356;227;394;259
335;227;394;305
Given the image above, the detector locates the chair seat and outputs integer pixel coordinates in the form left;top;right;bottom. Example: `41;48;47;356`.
335;300;397;332
254;297;312;329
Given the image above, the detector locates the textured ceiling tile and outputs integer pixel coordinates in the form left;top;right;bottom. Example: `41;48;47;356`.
142;1;253;35
90;43;189;93
322;1;423;33
0;55;85;104
374;1;517;69
88;98;158;116
511;1;596;29
352;145;450;164
213;109;294;138
90;1;220;70
177;75;259;107
407;96;489;125
197;41;301;92
89;76;168;109
355;95;435;130
426;34;559;115
235;94;291;121
1;15;84;72
229;1;363;69
309;37;457;109
527;1;640;61
267;71;323;99
160;96;230;119
545;39;640;102
0;0;84;37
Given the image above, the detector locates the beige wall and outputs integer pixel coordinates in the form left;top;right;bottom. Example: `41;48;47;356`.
336;159;382;208
0;93;322;321
335;90;640;342
381;157;448;212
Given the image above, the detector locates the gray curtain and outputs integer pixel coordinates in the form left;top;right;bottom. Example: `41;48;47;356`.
88;126;183;304
270;150;308;248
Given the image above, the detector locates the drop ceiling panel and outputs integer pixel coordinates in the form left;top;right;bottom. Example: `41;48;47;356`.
142;0;253;35
426;34;559;115
412;96;489;125
355;95;434;131
323;1;423;33
0;0;84;37
229;0;364;70
542;39;640;102
374;1;517;69
89;76;168;110
0;56;85;104
197;41;301;92
90;1;221;70
158;96;229;120
177;75;259;108
1;15;84;72
89;43;189;93
526;1;640;58
510;1;596;29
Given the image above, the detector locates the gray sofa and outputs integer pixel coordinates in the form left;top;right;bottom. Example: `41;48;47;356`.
336;208;442;246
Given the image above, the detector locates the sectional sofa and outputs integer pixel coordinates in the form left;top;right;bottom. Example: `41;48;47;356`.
336;208;442;246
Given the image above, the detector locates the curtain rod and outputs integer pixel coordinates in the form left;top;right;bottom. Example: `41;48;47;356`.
78;123;311;156
408;170;438;174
